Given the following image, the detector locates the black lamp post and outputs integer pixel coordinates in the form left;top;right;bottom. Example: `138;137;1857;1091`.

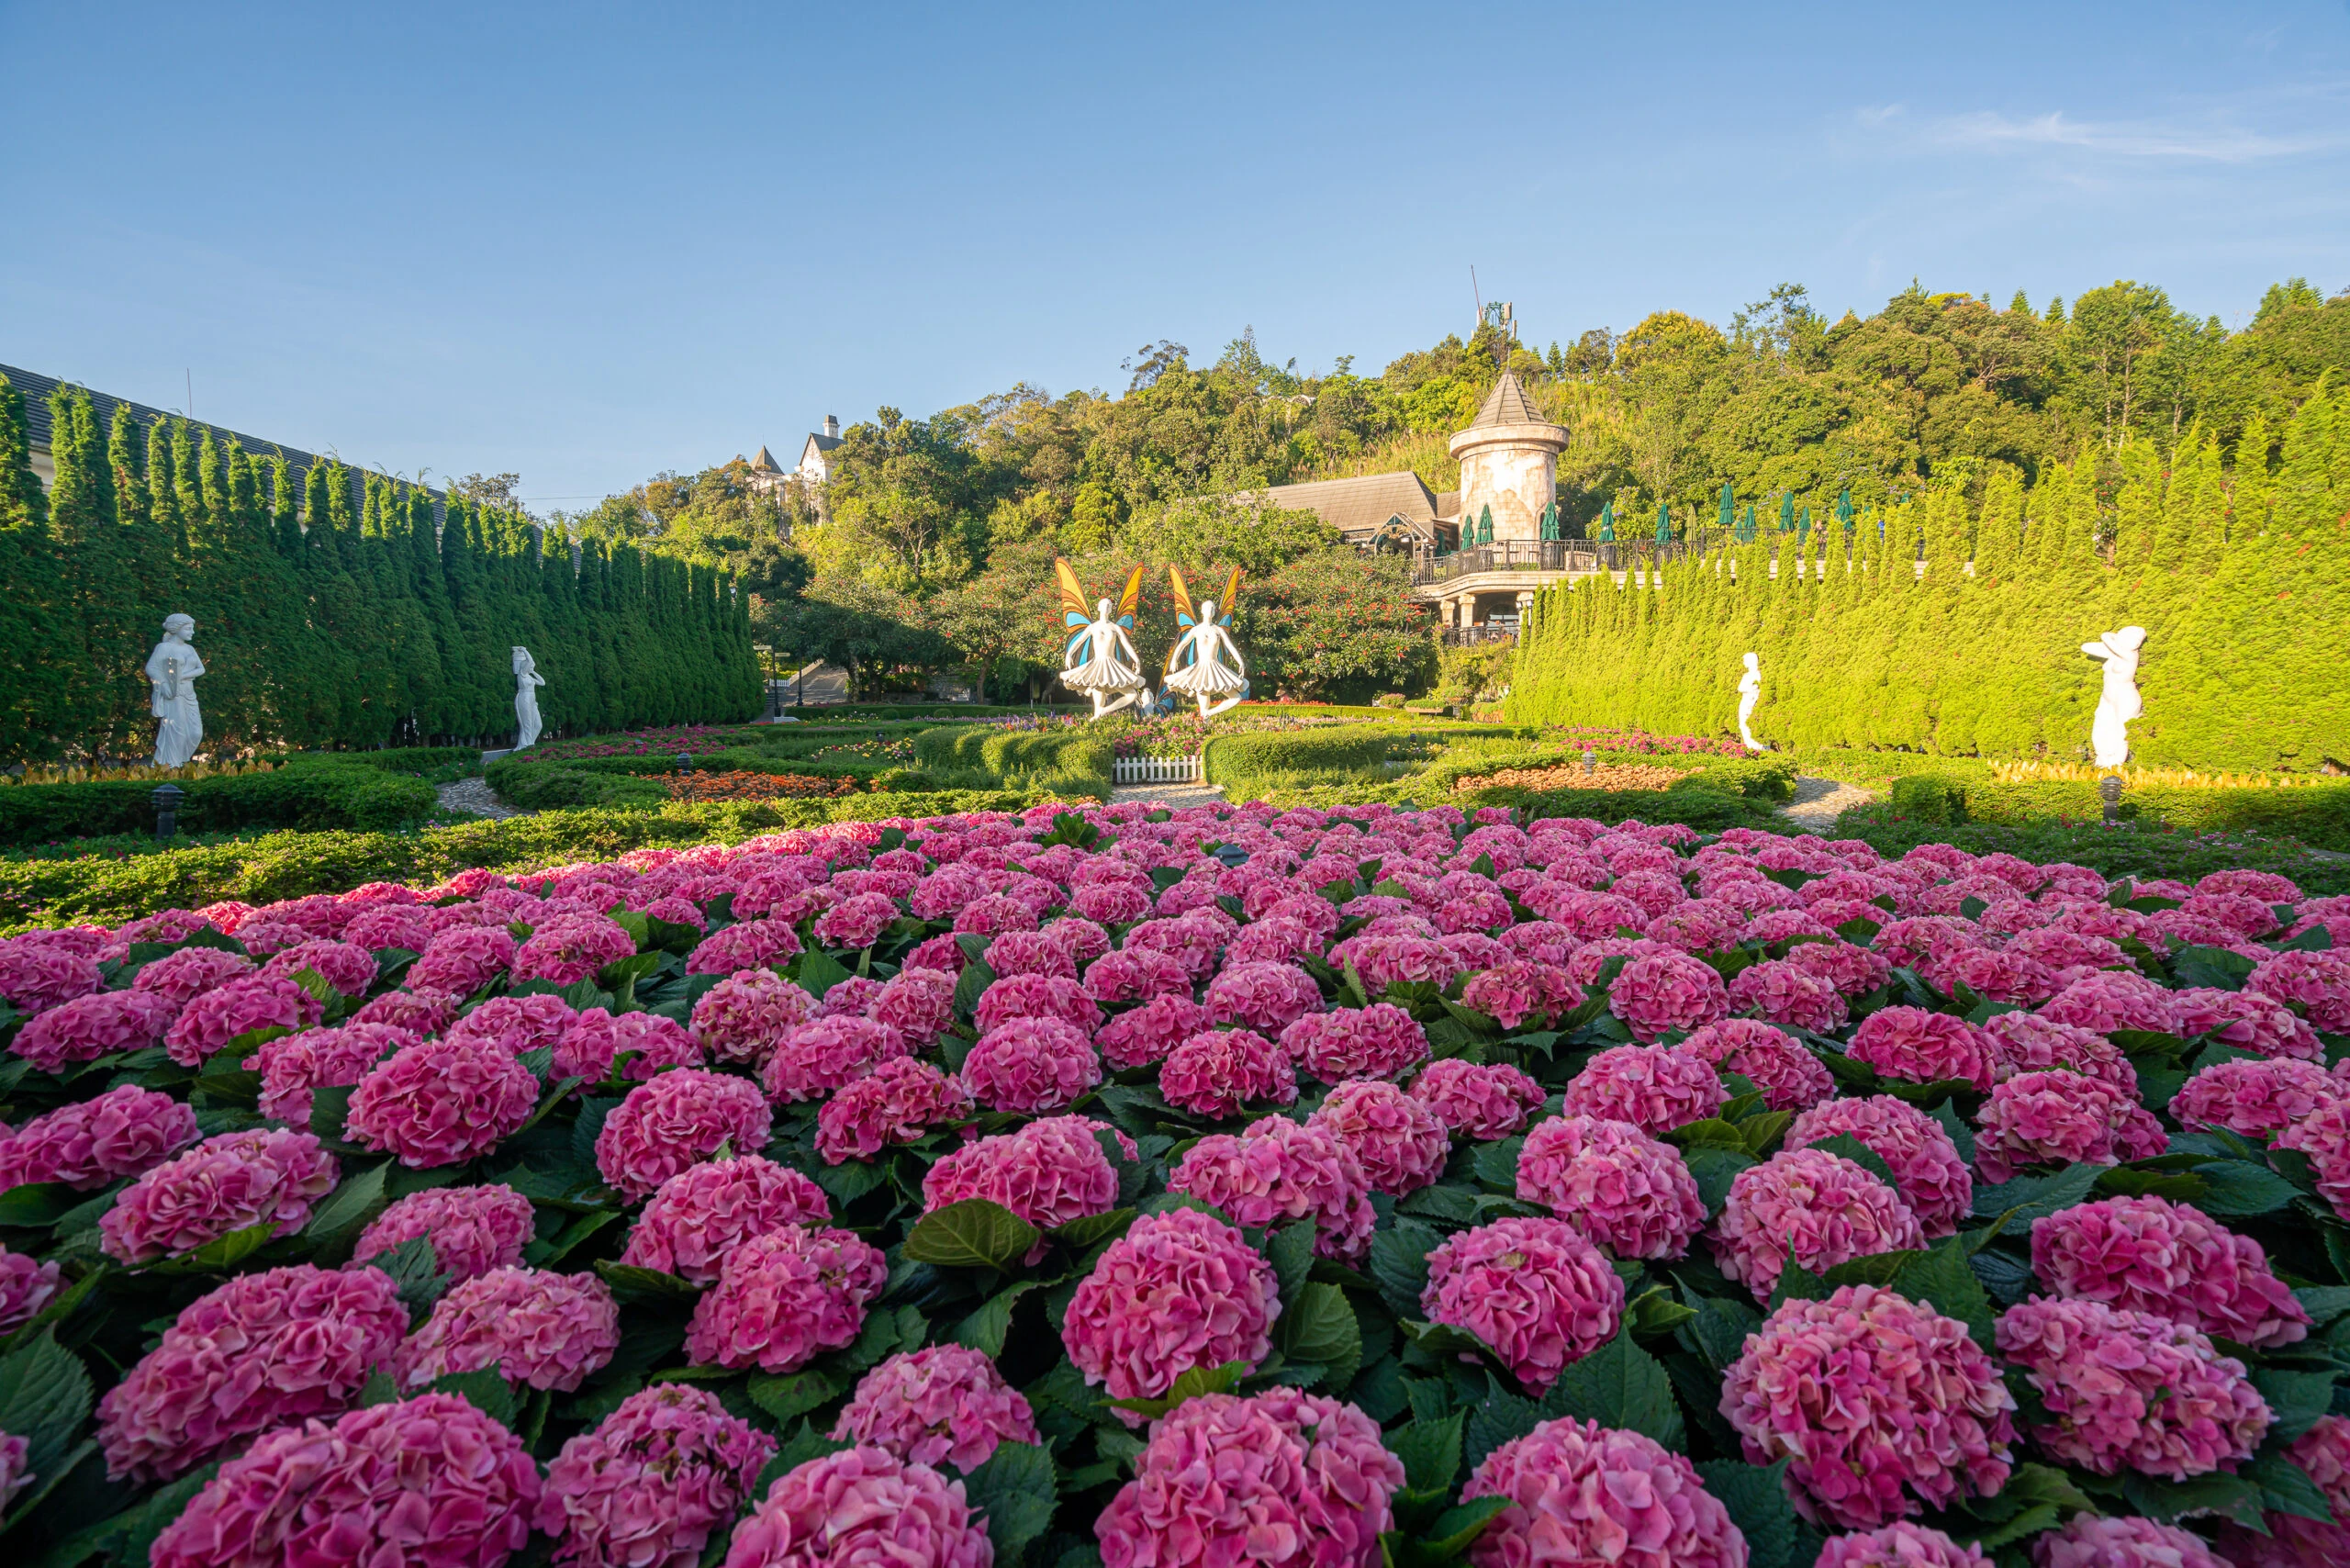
152;783;184;843
677;753;693;777
2099;776;2122;825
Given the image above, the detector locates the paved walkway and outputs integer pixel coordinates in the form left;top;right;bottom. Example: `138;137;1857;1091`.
1110;782;1227;810
1776;776;1877;834
438;777;529;820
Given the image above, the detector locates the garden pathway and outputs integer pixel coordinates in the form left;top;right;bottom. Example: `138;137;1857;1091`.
1110;782;1227;810
1775;776;1877;834
438;777;529;820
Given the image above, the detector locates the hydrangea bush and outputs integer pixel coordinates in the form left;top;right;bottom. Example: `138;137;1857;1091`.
3;798;2348;1568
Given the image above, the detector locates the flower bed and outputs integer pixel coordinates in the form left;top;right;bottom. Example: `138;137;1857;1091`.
1452;762;1691;793
0;799;2345;1568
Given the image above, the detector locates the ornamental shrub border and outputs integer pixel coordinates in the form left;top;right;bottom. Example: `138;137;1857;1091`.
1881;773;2350;853
4;798;2349;1566
0;752;478;846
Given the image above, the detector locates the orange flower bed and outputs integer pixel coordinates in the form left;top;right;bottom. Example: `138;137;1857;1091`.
663;770;863;802
1453;763;1690;794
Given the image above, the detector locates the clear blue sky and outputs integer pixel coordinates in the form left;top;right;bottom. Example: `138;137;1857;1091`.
6;2;2347;508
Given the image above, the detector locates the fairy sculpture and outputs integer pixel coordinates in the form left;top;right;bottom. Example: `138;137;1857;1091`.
1056;562;1152;718
1162;566;1249;718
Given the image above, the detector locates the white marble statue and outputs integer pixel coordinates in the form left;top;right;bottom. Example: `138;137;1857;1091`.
1737;652;1765;751
1162;566;1250;718
512;645;545;750
1056;562;1152;718
2082;624;2145;767
145;614;205;768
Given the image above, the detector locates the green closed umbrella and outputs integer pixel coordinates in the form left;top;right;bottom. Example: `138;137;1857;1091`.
1837;489;1855;534
1653;500;1673;544
1797;504;1811;542
1716;482;1734;540
1539;501;1560;542
1778;493;1796;534
1477;505;1494;546
1597;502;1615;543
1737;504;1755;543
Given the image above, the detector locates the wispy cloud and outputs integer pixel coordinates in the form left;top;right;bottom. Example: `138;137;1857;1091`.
1924;108;2338;162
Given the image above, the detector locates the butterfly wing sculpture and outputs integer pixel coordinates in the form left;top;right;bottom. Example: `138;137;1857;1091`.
1056;559;1151;718
1055;559;1093;661
1216;566;1243;626
1165;565;1198;682
1115;565;1144;633
1160;564;1249;717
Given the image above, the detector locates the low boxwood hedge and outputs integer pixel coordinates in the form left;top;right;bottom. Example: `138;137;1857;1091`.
486;748;923;812
1884;772;2350;851
909;727;1113;798
0;755;448;845
1407;744;1797;803
0;789;1058;930
1198;724;1526;791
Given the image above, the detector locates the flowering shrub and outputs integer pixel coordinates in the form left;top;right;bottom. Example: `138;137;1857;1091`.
1724;1284;2015;1528
7;801;2350;1564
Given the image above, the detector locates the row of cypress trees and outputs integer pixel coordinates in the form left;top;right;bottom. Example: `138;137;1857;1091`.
0;376;762;764
1507;388;2348;772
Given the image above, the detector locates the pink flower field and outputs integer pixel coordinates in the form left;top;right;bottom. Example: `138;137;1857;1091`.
0;797;2345;1568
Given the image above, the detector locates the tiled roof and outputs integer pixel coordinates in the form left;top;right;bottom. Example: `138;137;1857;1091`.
0;361;441;499
1468;370;1548;429
749;444;783;473
1247;470;1439;535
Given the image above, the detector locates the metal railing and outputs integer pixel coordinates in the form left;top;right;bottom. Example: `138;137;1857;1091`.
1441;624;1518;646
1411;538;1702;585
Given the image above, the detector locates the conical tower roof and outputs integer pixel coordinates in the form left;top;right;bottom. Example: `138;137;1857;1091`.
1468;370;1545;429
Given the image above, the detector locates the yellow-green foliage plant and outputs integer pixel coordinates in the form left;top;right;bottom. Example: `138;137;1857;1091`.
1507;387;2350;774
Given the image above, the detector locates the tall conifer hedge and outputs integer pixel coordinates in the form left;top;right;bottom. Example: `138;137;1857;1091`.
0;376;761;762
1508;392;2349;772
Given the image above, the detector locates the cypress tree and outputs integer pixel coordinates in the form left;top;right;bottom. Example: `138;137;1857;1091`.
0;375;65;759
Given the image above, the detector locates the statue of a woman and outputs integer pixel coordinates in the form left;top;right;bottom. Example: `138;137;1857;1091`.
1737;652;1765;751
1162;566;1250;718
512;645;545;749
2082;625;2145;767
1055;562;1151;718
145;614;205;768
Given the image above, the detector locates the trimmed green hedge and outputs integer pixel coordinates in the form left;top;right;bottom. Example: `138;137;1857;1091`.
1835;812;2350;898
909;727;1113;798
1882;773;2350;851
1406;744;1797;803
486;748;923;812
0;790;1056;930
0;756;444;845
1199;725;1526;791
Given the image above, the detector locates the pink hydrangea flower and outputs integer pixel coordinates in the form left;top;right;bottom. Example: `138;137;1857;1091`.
1606;949;1733;1043
1281;1002;1428;1082
0;1431;24;1510
0;1248;59;1332
923;1115;1132;1242
1081;947;1190;1005
396;1266;621;1393
1684;1019;1836;1111
1097;993;1214;1070
0;1083;197;1190
150;1393;541;1568
0;940;102;1014
1203;960;1324;1035
973;971;1102;1035
162;975;324;1067
1100;1390;1404;1568
597;1070;774;1201
869;967;956;1048
352;987;456;1036
1924;946;2059;1007
817;1058;975;1164
354;1183;536;1283
1071;880;1152;925
2212;1415;2350;1568
1424;1215;1625;1393
347;1036;539;1169
1460;959;1583;1031
1561;1044;1727;1134
1997;1295;2269;1478
1818;1524;1992;1568
251;1021;412;1126
1723;1283;2015;1529
401;926;519;998
100;1126;338;1264
1160;1028;1297;1119
620;1156;832;1284
2030;1193;2308;1349
1335;932;1464;993
128;944;253;1007
1786;1096;1972;1238
2030;1515;2221;1568
1782;938;1894;1000
832;1345;1038;1472
2246;948;2350;1033
516;914;640;986
97;1263;408;1482
11;987;180;1073
2278;1099;2350;1221
1981;1012;2137;1092
535;1383;776;1568
1062;1206;1279;1412
445;992;581;1058
1847;1006;1997;1090
555;1007;704;1086
2172;986;2322;1061
1516;1114;1707;1260
684;917;803;978
813;891;901;949
1464;1416;1744;1568
1974;1070;2167;1184
758;1015;909;1103
1410;1058;1545;1139
684;1223;887;1372
2039;971;2180;1036
2175;1056;2340;1137
1711;1148;1925;1303
1169;1114;1375;1262
722;1447;991;1568
1308;1079;1450;1196
1729;958;1851;1033
961;1015;1102;1113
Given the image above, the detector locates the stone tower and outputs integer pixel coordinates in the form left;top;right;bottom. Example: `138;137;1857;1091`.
1449;371;1566;545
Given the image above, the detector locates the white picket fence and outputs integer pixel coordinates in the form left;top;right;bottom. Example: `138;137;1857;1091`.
1113;754;1201;784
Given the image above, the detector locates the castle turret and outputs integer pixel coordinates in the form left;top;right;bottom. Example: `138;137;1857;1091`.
1448;371;1566;545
